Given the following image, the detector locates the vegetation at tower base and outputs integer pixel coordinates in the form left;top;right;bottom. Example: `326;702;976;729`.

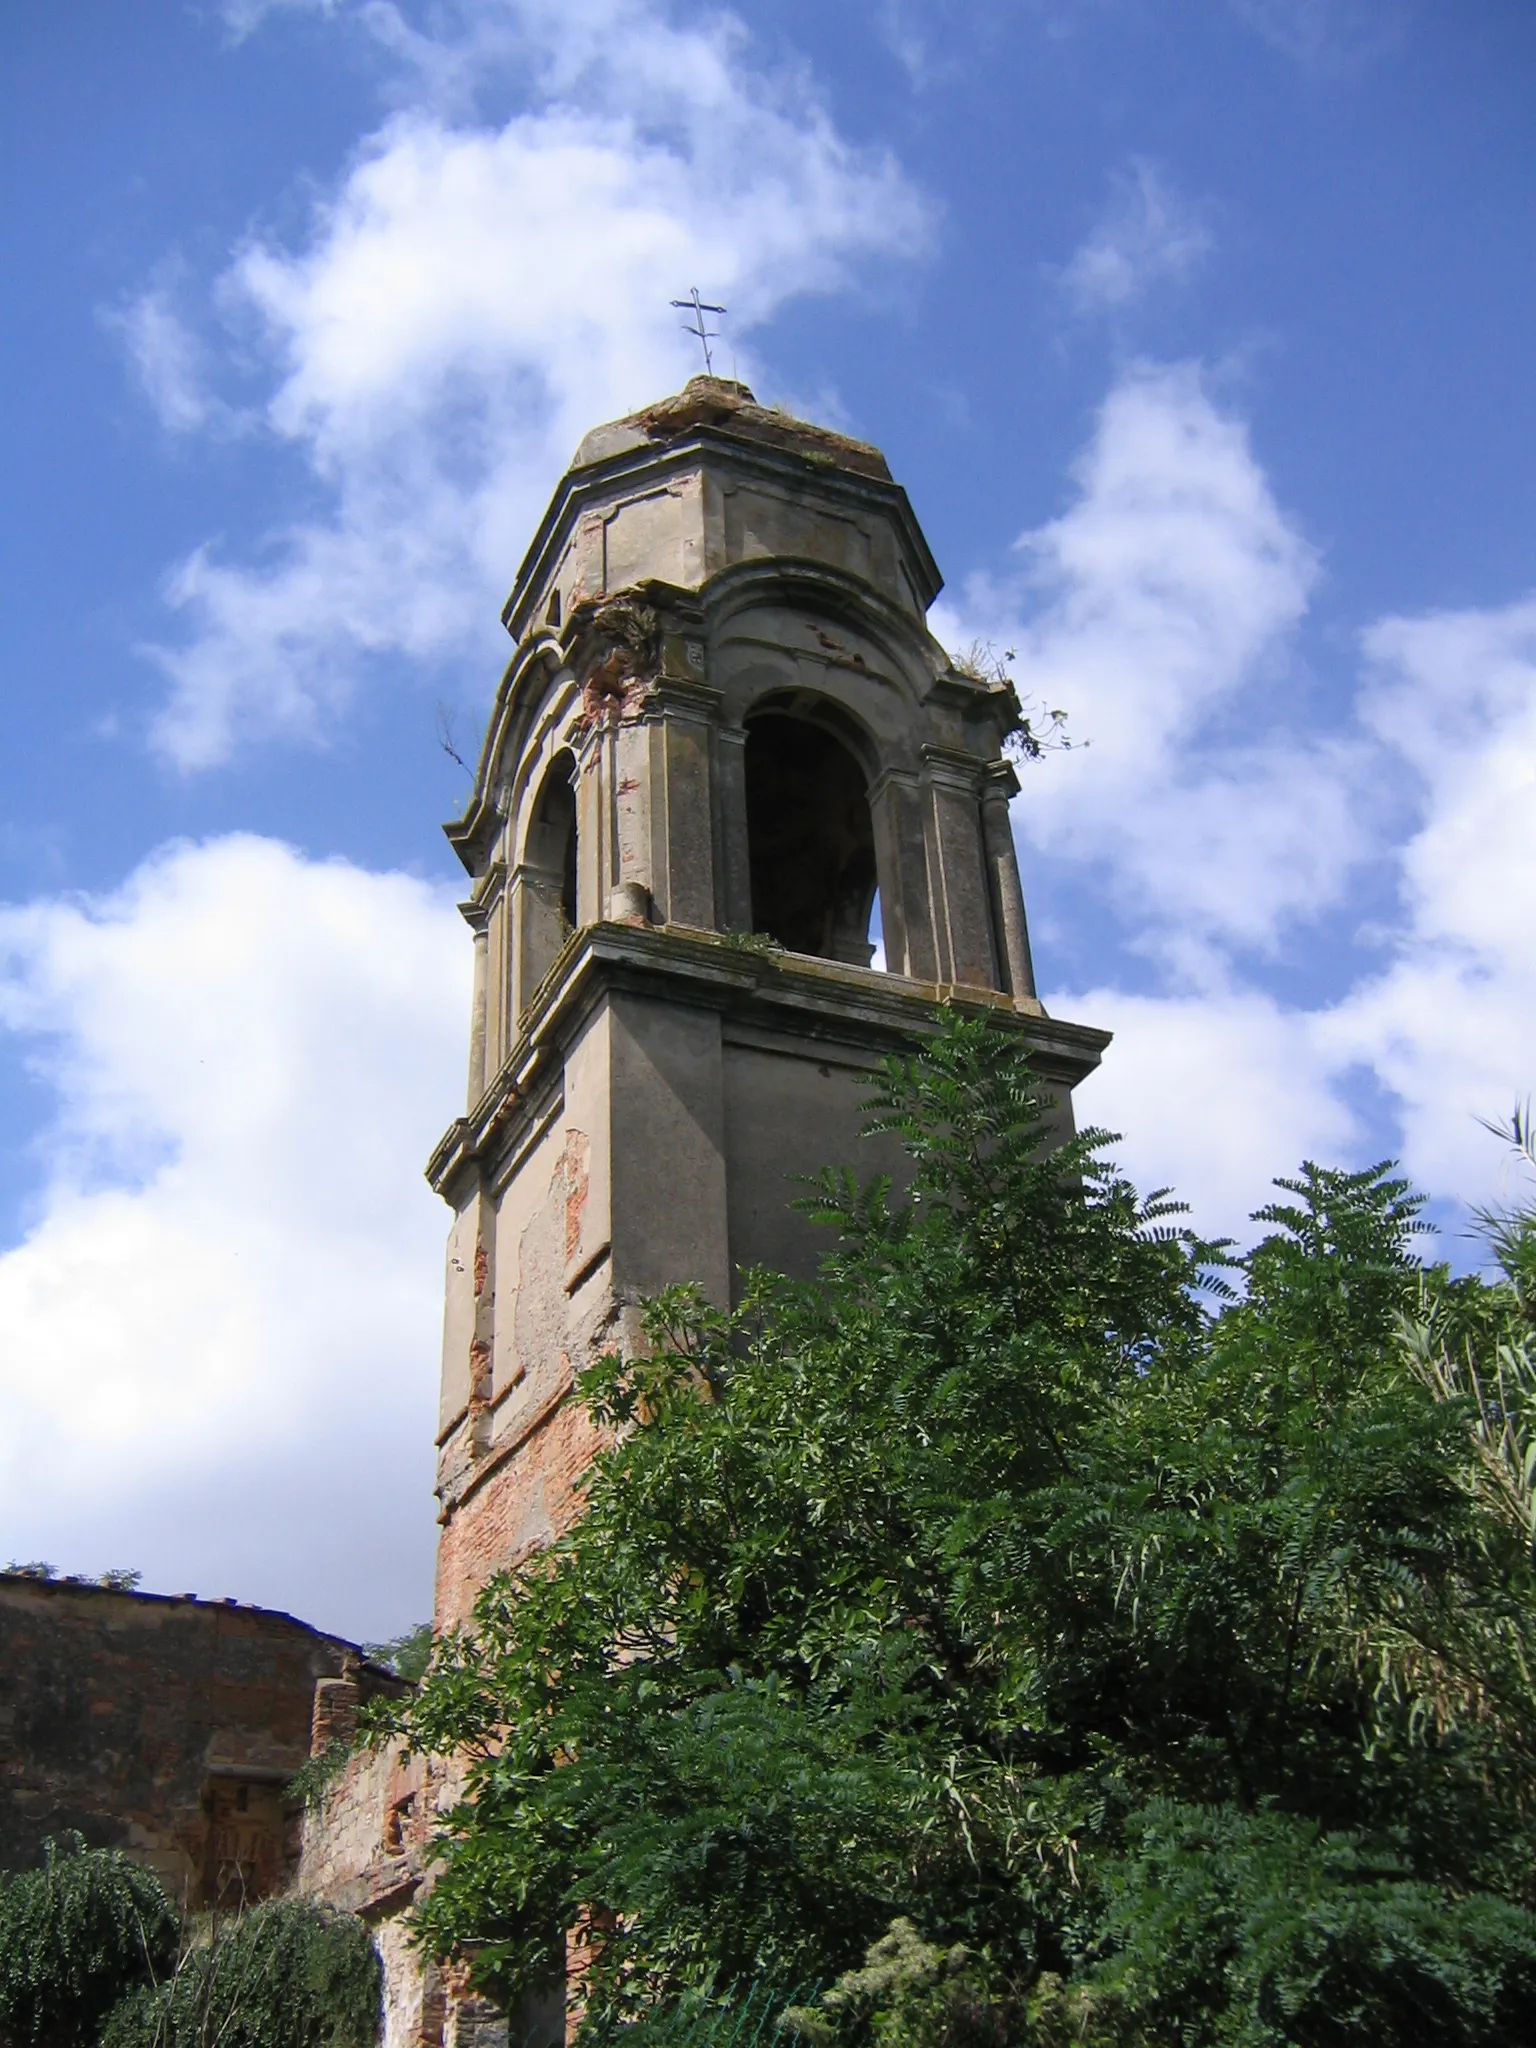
0;1839;380;2048
0;1835;178;2048
101;1898;381;2048
388;1016;1536;2046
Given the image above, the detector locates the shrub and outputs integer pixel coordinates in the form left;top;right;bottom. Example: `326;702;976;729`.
0;1834;179;2048
784;1921;1017;2048
102;1897;381;2048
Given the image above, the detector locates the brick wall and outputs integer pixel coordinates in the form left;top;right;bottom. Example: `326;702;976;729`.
0;1574;393;1908
434;1393;608;1630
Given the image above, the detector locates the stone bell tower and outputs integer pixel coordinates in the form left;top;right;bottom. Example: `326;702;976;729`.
299;379;1111;2046
427;377;1110;1628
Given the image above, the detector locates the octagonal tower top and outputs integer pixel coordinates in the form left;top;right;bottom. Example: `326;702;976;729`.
441;375;1106;1123
499;376;943;646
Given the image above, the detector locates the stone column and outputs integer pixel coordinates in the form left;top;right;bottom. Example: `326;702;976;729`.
461;899;490;1109
611;719;653;917
921;747;1000;990
575;730;607;928
479;863;509;1076
981;762;1039;1005
715;722;752;932
868;766;936;982
646;678;722;931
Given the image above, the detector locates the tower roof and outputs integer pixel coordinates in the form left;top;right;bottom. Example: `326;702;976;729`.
502;378;938;642
570;376;893;483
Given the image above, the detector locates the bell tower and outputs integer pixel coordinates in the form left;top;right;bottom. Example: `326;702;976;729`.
428;378;1110;1625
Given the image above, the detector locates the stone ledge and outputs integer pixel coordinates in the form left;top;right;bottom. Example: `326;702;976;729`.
427;920;1111;1199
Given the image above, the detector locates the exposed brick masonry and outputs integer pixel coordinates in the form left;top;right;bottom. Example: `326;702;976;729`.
0;1573;398;1910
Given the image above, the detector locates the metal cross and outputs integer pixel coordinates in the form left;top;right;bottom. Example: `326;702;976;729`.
670;288;727;376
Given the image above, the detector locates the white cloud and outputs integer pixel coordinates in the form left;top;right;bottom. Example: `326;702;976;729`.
1226;0;1416;70
1320;598;1536;1205
0;836;466;1639
938;360;1356;958
1066;982;1357;1246
139;0;931;768
110;285;227;436
1358;597;1536;959
219;0;343;38
865;0;979;90
940;364;1534;1246
1059;160;1213;316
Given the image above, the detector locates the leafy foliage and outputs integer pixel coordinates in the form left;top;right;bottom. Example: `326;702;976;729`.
948;641;1079;762
364;1620;435;1681
1;1563;141;1588
101;1897;381;2048
0;1834;179;2048
784;1920;1014;2048
385;1015;1536;2045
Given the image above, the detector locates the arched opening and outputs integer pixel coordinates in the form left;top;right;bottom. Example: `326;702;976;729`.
530;753;578;928
745;712;879;965
519;753;579;1010
557;786;577;933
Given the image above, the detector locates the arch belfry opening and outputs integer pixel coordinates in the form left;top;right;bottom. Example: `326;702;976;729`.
547;761;579;932
518;752;578;1002
745;711;878;966
529;752;577;929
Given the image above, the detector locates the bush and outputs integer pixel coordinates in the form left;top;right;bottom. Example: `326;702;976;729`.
784;1921;1017;2048
102;1897;381;2048
386;1017;1536;2040
1088;1801;1536;2048
0;1834;179;2048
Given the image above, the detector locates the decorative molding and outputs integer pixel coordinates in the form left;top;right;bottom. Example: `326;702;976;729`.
499;427;943;646
425;919;1111;1199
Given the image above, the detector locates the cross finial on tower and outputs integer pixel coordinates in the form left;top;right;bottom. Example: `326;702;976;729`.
670;287;727;376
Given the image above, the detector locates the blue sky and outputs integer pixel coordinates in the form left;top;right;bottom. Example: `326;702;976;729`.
1;0;1533;1637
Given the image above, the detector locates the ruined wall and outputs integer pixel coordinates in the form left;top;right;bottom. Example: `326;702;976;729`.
0;1575;387;1909
299;1736;561;2048
434;1397;608;1632
297;1738;445;2048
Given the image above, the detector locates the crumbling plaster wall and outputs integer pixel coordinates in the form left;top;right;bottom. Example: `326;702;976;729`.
434;984;743;1631
298;1737;449;2048
0;1576;372;1908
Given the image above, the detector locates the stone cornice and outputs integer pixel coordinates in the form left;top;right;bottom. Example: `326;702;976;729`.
425;922;1112;1199
500;427;944;645
920;741;991;791
642;673;726;721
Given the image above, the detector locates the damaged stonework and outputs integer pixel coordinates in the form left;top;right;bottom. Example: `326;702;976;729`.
568;595;663;731
300;376;1112;2046
0;1573;401;1911
296;1737;445;2044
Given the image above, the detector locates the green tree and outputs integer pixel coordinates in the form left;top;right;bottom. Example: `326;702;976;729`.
0;1835;179;2048
102;1897;381;2048
388;1017;1536;2044
364;1621;434;1681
